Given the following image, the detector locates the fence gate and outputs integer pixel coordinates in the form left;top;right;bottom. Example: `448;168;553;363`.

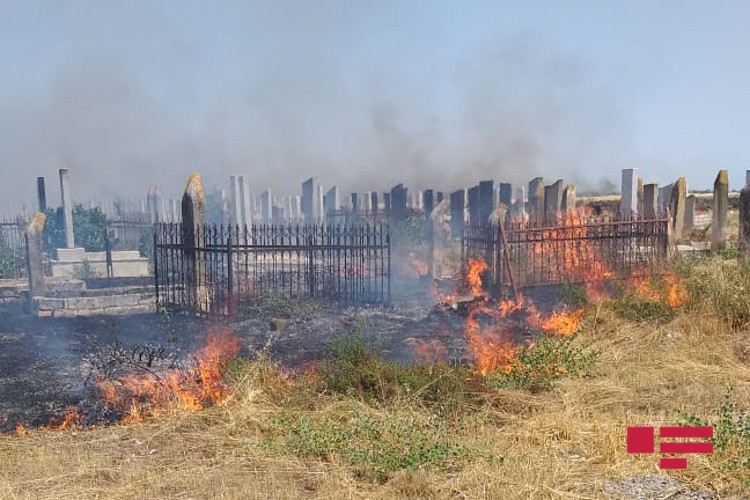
154;222;390;315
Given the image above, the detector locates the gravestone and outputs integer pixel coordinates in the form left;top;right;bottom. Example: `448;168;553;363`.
260;190;272;222
436;191;443;204
239;175;251;226
325;186;339;214
498;183;513;208
543;179;563;223
467;185;479;224
384;192;391;213
712;170;729;253
371;192;379;215
561;184;576;213
637;177;644;215
229;176;242;225
643;183;658;219
669;177;687;244
182;173;207;313
528;177;545;224
302;177;321;224
59;168;75;248
684;195;695;231
147;185;162;223
423;189;435;214
478;180;495;223
25;212;46;307
36;177;47;213
620;168;638;219
450;189;465;238
350;192;359;212
390;184;408;219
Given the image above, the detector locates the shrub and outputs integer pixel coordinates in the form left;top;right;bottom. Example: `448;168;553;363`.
487;334;599;391
683;259;750;329
43;205;115;252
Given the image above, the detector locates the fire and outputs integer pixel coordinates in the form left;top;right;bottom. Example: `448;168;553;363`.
538;308;584;336
627;271;689;308
49;411;83;431
663;273;689;308
410;338;447;368
466;256;488;297
98;327;241;421
14;423;27;436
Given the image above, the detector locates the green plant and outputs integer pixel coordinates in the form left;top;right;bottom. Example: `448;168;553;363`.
156;303;177;343
265;407;480;482
611;292;676;323
681;385;750;482
239;294;322;320
318;331;476;412
488;334;599;391
560;281;589;309
43;205;115;252
0;235;25;278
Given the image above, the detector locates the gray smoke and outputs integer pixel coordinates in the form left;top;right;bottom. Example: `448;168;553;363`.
0;2;631;212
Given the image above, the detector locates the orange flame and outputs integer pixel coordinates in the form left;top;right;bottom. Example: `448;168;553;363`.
466;256;488;297
14;423;27;435
410;339;447;368
98;327;241;422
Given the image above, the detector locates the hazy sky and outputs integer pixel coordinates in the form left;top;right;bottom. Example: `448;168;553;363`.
1;0;749;211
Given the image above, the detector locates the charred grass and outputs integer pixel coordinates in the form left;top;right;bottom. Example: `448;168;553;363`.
1;258;750;499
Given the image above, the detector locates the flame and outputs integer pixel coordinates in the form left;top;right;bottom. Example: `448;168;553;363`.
98;327;241;421
466;256;488;297
410;339;447;368
49;410;82;431
14;423;27;436
627;271;689;308
538;308;584;336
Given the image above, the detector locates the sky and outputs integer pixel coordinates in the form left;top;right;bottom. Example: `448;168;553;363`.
1;0;749;212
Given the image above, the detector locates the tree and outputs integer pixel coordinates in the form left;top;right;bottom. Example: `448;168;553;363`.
43;205;115;253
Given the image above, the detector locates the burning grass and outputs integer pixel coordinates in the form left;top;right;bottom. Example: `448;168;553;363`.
1;257;750;498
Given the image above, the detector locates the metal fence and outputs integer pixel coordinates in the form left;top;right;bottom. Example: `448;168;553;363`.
154;222;391;315
0;220;26;279
462;213;670;292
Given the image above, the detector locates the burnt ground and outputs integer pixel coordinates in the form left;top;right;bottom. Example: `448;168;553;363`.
0;281;563;433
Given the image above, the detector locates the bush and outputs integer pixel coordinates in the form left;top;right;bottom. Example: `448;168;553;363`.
317;331;476;412
487;334;599;391
43;205;115;252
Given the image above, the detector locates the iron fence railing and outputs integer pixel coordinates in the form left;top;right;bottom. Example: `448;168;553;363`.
0;220;27;279
154;222;390;315
462;214;670;292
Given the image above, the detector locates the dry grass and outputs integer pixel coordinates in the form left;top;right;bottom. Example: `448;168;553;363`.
2;262;750;499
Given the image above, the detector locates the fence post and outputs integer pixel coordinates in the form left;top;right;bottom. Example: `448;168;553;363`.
227;227;234;317
153;225;159;307
308;229;315;298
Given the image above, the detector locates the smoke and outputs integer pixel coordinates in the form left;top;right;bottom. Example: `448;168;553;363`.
0;1;631;212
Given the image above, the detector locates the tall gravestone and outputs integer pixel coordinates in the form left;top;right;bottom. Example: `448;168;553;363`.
239;175;251;226
59;168;75;248
543;179;563;223
561;184;576;213
350;193;359;212
182;173;207;313
620;168;638;219
684;195;695;231
371;192;379;215
450;189;465;238
478;180;495;223
528;177;545;224
467;186;479;225
390;184;408;219
383;192;391;213
498;183;513;208
36;177;47;213
637;178;644;215
643;184;658;218
423;189;435;214
25;212;46;309
325;186;339;215
260;190;272;223
712;170;729;253
436;191;444;204
669;177;687;244
229;176;242;226
302;177;321;224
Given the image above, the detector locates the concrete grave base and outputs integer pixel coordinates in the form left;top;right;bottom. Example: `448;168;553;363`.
51;248;150;279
